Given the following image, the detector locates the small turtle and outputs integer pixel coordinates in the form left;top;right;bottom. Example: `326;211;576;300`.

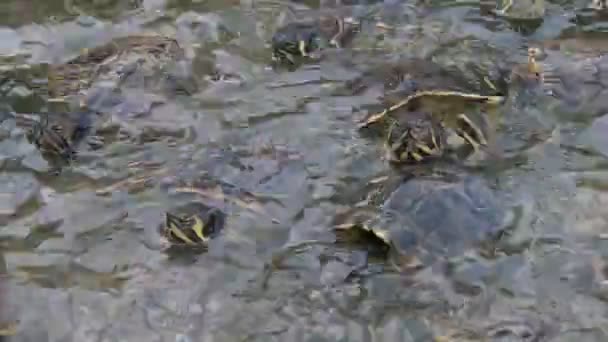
511;41;608;115
509;47;544;85
334;175;514;270
352;59;505;163
21;34;191;149
28;116;75;161
271;13;358;64
493;0;546;21
160;203;226;248
15;108;96;156
43;34;189;111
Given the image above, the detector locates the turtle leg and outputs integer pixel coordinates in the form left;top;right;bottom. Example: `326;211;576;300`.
298;40;309;57
385;120;398;148
386;121;417;162
414;142;436;158
189;215;209;242
330;18;345;48
496;0;513;15
455;113;487;151
459;131;480;151
414;125;442;157
283;51;296;65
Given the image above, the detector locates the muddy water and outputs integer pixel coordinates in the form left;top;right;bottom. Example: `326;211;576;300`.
1;0;608;341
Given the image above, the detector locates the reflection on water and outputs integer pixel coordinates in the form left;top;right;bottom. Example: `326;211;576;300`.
1;0;608;340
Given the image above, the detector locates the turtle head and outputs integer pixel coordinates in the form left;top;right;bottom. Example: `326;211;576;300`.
271;23;320;64
162;207;226;247
504;46;548;106
385;113;444;164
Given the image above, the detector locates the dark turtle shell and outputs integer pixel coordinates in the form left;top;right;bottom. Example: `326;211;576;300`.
335;175;514;269
271;14;359;64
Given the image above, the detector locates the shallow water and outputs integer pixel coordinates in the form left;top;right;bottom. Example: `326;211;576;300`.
1;0;608;341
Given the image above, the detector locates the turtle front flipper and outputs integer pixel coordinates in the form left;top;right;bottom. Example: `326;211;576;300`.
454;113;489;151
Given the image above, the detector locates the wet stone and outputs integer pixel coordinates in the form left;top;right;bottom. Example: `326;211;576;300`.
585;113;608;158
580;88;608;117
448;258;492;296
4;85;39;113
320;260;354;286
493;255;536;298
175;12;236;46
0;28;21;53
0;173;40;222
377;317;435;342
556;329;608;342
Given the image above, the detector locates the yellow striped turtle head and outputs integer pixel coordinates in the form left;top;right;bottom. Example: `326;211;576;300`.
162;208;226;247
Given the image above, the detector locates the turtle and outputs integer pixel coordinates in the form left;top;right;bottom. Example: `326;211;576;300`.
333;174;515;270
45;34;190;110
26;114;77;162
0;34;190;116
10;34;194;159
493;0;546;20
271;12;360;65
349;58;506;164
160;202;226;249
511;39;608;117
9;110;95;173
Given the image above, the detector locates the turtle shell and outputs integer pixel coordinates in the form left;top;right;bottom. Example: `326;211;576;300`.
352;59;504;126
337;175;513;268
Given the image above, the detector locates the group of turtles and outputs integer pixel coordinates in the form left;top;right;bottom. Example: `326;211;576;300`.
1;33;218;249
270;8;550;268
0;3;556;269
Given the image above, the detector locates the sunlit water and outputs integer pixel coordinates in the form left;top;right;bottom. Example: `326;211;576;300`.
1;0;608;341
